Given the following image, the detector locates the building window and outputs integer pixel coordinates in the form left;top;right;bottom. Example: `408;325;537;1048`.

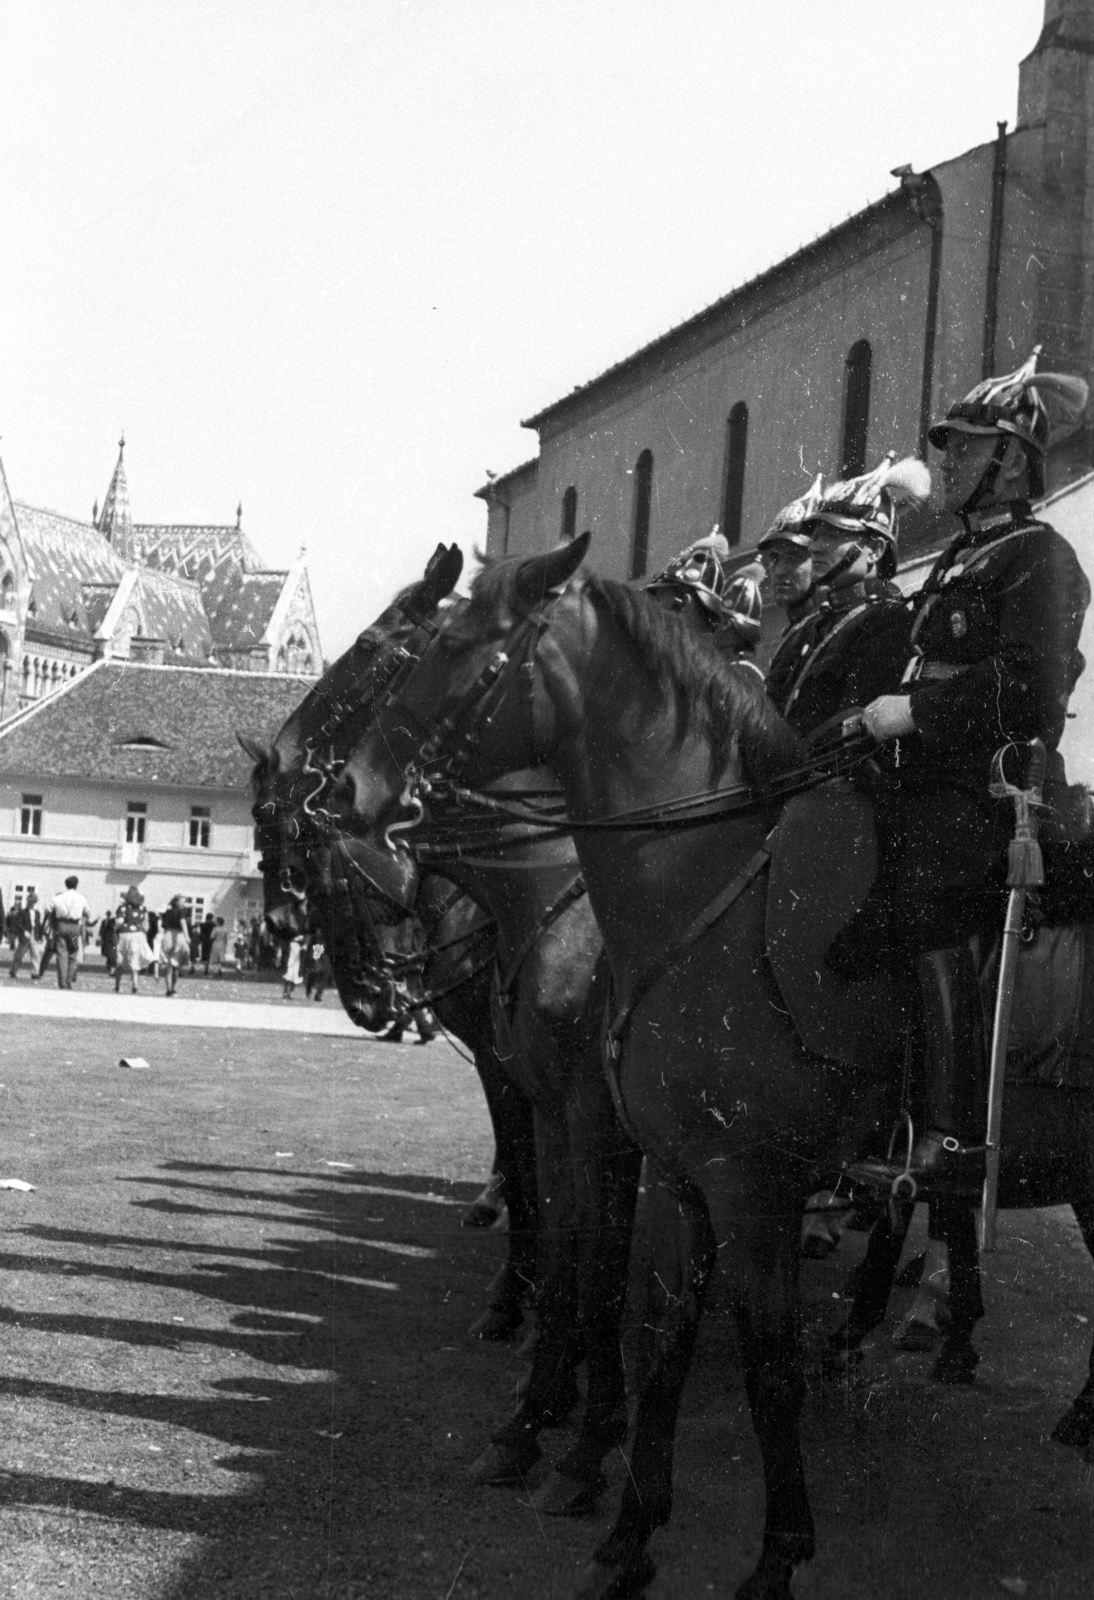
721;402;749;547
561;486;578;542
125;802;147;845
841;339;872;477
20;794;42;837
631;450;654;579
12;884;35;910
188;806;211;848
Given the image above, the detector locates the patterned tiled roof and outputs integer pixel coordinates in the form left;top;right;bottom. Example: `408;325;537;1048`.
138;522;285;650
202;567;284;649
138;521;266;576
0;662;310;789
133;568;214;664
13;502;124;636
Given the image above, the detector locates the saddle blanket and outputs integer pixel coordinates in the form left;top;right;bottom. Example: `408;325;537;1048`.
766;783;1094;1089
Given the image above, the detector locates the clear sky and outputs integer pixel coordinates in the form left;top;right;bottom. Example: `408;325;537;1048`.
2;0;1043;662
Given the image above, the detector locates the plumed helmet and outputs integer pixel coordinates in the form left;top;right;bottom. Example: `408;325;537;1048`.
646;528;733;620
927;346;1089;457
720;572;763;647
757;473;824;554
809;453;931;579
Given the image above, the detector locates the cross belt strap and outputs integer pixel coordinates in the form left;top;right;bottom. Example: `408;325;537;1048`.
606;841;773;1058
495;872;587;1008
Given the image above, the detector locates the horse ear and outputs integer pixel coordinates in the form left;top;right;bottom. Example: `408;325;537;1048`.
515;531;591;607
420;543;464;607
238;733;269;765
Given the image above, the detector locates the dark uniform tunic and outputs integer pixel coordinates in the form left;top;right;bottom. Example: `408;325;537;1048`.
888;507;1089;950
766;577;912;738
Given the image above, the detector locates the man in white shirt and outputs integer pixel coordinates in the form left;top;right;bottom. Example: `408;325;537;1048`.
48;875;92;990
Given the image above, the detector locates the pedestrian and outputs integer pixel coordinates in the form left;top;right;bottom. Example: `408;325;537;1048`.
199;912;217;974
8;892;43;980
115;887;147;994
145;908;161;977
47;875;91;991
208;916;229;976
159;896;192;996
98;908;118;974
304;930;331;1002
282;932;305;999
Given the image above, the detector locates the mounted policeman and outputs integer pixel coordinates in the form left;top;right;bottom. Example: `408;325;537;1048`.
845;348;1091;1200
644;527;764;680
761;455;929;735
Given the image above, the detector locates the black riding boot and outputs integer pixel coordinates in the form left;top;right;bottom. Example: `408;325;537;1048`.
849;946;987;1201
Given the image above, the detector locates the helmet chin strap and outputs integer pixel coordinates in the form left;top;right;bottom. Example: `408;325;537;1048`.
959;433;1011;520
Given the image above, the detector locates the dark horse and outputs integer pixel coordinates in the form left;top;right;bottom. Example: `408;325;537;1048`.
334;532;1094;1600
243;543;539;1340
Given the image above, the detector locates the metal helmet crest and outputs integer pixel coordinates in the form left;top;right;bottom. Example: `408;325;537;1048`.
757;473;824;555
720;572;763;648
927;346;1088;459
809;453;931;579
645;529;733;620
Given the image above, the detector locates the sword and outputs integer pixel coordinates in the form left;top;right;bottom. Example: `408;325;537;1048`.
980;738;1046;1251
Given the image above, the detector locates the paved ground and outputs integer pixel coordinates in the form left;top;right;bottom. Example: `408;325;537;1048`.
0;1010;1090;1598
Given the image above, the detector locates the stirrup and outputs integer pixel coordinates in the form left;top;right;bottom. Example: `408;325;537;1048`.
887;1113;918;1209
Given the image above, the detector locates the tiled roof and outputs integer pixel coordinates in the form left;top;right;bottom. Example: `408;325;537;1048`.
201;567;284;649
0;662;310;789
133;568;215;664
137;521;266;576
13;502;124;637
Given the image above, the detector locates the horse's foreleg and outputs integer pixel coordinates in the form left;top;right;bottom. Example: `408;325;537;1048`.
466;1051;538;1340
714;1204;815;1600
575;1178;715;1600
534;1078;643;1516
932;1196;983;1384
469;1107;581;1487
824;1201;913;1375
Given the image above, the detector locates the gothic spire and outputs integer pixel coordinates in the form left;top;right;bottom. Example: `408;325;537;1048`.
97;434;133;554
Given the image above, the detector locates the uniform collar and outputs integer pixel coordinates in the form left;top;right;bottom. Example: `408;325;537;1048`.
960;500;1034;544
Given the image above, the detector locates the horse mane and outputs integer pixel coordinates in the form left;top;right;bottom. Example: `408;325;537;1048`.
583;575;804;786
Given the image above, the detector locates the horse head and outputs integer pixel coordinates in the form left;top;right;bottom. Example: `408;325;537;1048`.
242;541;465;1028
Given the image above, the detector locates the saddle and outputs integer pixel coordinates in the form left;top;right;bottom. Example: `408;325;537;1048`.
766;782;1094;1089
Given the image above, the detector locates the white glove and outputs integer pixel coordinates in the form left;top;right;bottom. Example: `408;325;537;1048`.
862;694;916;742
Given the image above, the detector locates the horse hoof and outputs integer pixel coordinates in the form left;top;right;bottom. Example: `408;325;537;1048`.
467;1303;523;1342
462;1200;502;1229
573;1552;655;1600
1051;1401;1094;1449
891;1317;939;1353
467;1440;540;1487
531;1467;606;1517
933;1344;979;1385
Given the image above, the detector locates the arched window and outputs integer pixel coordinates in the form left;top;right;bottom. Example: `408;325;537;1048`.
841;340;872;477
720;402;749;547
631;450;654;579
21;656;30;694
561;486;578;542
